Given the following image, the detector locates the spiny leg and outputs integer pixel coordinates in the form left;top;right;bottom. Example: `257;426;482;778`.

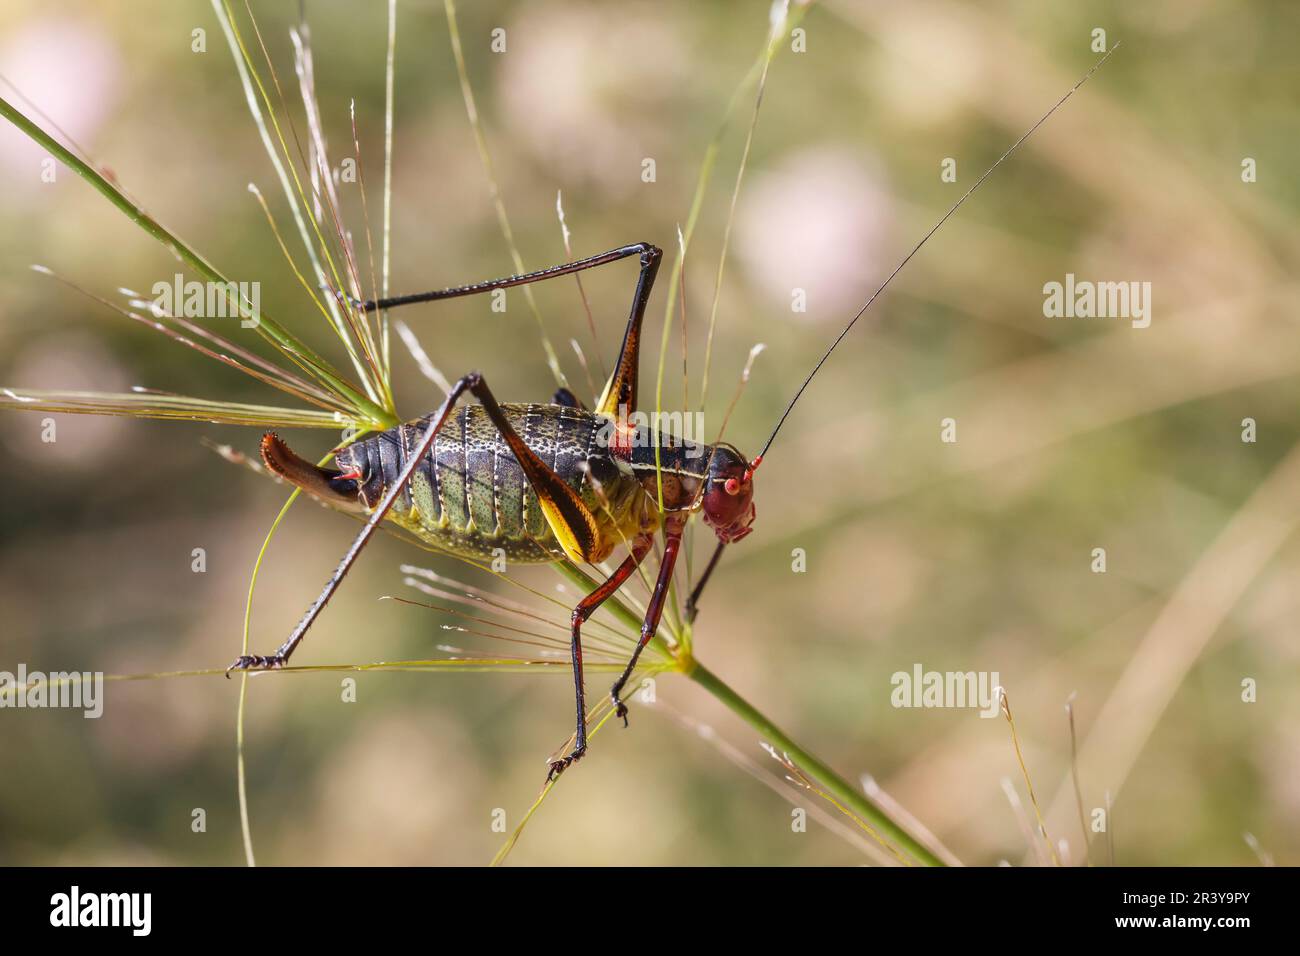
346;243;658;314
609;514;686;725
227;375;482;673
324;244;664;774
549;534;653;781
227;370;604;674
343;242;662;419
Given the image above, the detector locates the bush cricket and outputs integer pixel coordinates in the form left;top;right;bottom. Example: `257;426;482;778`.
0;36;1116;784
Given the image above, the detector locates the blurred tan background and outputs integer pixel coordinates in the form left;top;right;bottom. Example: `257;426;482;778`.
1;0;1297;865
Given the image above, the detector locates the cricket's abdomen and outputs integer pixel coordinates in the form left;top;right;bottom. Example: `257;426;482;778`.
337;403;652;563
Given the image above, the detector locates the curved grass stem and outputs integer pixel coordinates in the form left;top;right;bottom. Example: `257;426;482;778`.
686;658;947;867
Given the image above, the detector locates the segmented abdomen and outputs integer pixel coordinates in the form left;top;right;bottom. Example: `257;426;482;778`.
337;402;625;563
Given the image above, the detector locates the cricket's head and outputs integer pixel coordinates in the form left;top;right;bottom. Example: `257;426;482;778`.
701;444;758;543
260;432;366;513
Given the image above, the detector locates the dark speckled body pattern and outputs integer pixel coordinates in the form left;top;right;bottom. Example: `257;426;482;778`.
333;402;710;564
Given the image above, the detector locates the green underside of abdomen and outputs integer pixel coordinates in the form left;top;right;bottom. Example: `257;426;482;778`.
404;405;650;563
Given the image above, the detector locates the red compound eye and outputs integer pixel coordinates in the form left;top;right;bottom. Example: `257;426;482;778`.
723;477;740;495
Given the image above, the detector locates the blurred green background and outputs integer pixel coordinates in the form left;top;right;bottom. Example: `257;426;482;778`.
1;0;1297;865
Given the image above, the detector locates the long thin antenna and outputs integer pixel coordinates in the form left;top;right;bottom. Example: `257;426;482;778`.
757;44;1119;461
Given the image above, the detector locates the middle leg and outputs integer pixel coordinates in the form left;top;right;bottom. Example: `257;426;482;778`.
608;514;686;725
549;533;653;781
